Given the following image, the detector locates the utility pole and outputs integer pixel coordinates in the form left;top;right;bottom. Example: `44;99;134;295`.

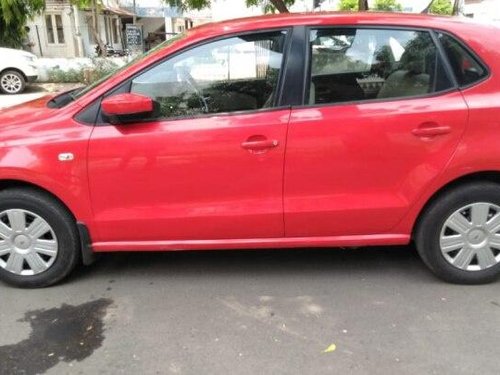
453;0;464;15
133;0;137;24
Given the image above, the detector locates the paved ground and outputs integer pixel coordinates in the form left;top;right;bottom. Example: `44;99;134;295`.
1;246;499;375
0;83;80;109
1;83;499;375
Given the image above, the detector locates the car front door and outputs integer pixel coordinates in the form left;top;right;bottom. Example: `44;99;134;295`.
284;27;469;237
88;30;291;244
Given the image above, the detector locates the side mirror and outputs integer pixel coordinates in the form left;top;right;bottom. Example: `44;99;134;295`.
101;93;154;124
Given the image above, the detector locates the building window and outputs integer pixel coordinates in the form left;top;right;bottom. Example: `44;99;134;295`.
45;14;65;44
104;16;120;45
112;18;119;44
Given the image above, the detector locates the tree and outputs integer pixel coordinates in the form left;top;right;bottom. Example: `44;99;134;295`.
358;0;368;10
71;0;107;56
167;0;292;13
373;0;402;11
429;0;453;15
246;0;294;13
422;0;462;15
338;0;358;11
338;0;369;11
0;0;44;48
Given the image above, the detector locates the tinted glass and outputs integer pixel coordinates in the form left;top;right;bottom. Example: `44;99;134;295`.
308;28;453;105
131;31;287;119
438;33;487;87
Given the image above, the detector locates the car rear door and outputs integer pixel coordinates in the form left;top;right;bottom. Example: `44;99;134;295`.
284;27;469;237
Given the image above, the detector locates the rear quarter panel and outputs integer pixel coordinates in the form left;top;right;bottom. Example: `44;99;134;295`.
393;21;500;234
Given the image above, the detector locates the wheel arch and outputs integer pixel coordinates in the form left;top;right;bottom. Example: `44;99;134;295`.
412;171;500;238
0;179;75;218
0;179;96;265
0;67;27;81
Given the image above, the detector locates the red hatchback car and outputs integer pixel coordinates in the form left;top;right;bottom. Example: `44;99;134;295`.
1;12;499;287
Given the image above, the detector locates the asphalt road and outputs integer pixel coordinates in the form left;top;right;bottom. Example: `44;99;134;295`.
0;86;47;109
0;83;79;109
1;89;499;375
1;246;499;375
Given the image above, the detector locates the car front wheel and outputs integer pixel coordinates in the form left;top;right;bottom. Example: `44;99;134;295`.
0;188;80;288
0;70;26;94
416;182;500;284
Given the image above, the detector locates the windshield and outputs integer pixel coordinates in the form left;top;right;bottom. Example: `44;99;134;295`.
71;33;186;101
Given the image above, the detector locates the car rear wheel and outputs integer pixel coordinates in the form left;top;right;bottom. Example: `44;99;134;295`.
416;182;500;284
0;189;80;288
0;70;26;94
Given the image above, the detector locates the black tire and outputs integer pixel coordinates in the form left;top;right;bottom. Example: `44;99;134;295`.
0;70;26;95
0;188;80;288
415;182;500;284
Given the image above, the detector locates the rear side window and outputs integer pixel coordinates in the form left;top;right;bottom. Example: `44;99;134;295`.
437;33;487;87
307;28;454;105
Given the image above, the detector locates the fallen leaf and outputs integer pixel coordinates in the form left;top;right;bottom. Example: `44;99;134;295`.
322;344;337;353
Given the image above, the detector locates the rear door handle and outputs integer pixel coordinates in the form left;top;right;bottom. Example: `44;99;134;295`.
412;124;451;138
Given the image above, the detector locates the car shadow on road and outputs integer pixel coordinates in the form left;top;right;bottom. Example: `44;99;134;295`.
69;245;436;284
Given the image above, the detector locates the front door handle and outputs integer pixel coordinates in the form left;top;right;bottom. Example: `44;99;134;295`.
412;124;451;138
241;137;279;152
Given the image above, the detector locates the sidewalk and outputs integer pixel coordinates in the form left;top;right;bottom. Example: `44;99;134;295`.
0;83;82;109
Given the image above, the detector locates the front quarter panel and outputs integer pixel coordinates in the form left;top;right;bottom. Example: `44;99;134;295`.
0;110;93;224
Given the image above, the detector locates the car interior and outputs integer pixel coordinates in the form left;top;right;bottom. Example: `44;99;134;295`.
130;33;286;118
308;29;453;105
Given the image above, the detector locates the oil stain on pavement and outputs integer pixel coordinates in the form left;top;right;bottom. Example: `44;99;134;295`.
0;298;112;375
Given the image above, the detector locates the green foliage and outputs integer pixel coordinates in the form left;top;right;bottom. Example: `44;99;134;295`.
48;68;85;84
165;0;208;11
338;0;359;11
47;59;120;84
246;0;294;13
373;0;402;11
165;0;293;13
429;0;453;15
0;0;44;48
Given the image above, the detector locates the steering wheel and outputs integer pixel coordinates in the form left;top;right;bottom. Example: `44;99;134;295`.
174;67;209;114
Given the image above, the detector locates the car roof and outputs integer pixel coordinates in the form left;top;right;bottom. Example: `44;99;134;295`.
73;11;500;108
189;11;493;37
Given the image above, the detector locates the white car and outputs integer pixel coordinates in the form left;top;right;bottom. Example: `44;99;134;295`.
0;48;38;95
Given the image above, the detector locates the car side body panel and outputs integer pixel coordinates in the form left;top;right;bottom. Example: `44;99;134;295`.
0;96;94;223
284;91;469;237
0;13;499;251
87;109;290;243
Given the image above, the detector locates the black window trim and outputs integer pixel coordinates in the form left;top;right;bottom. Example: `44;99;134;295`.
279;25;308;107
86;27;294;126
297;24;462;109
432;29;491;90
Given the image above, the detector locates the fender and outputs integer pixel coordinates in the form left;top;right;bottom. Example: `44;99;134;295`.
0;169;93;225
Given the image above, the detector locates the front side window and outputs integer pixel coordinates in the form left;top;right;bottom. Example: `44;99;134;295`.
130;31;288;119
437;33;487;87
308;28;453;105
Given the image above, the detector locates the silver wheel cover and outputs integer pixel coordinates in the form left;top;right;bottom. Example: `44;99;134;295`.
1;73;23;94
440;202;500;272
0;209;58;276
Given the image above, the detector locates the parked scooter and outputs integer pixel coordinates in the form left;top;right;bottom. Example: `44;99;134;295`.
95;44;130;57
